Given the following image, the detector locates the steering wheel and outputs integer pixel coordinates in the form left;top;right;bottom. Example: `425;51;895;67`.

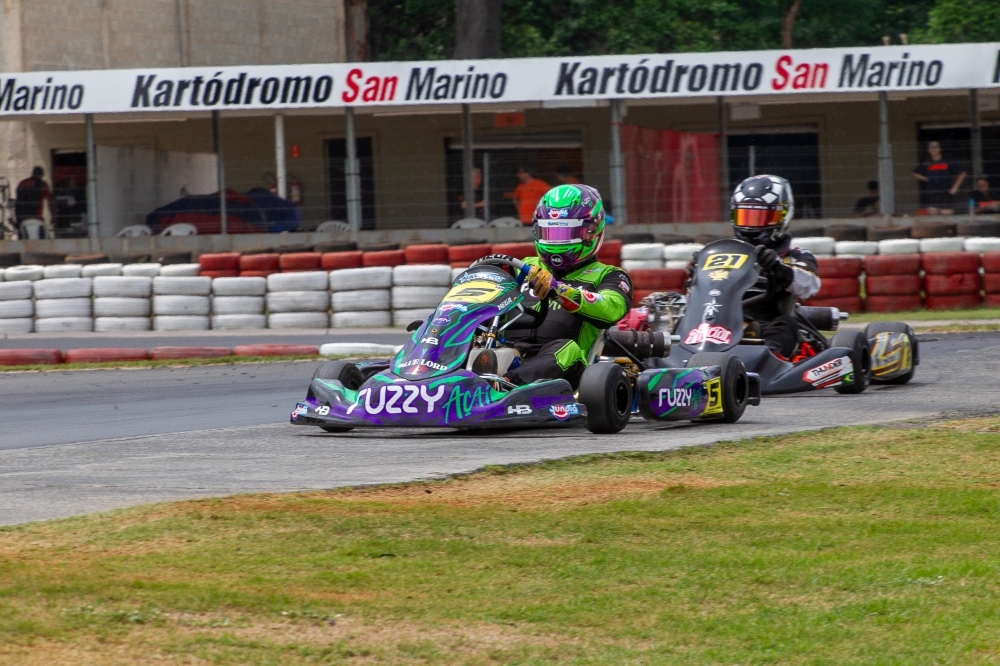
470;255;549;327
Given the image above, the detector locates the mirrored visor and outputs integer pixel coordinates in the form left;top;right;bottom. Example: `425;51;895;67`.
732;206;784;228
534;218;590;243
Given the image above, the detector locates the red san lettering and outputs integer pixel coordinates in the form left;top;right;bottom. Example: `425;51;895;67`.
772;56;829;91
342;68;362;103
772;55;792;90
343;68;398;104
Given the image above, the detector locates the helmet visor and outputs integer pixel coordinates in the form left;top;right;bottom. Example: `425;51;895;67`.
534;219;596;243
733;206;785;229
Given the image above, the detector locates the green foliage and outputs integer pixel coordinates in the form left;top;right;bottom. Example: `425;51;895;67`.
917;0;1000;43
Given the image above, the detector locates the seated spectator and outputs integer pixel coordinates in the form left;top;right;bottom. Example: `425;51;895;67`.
969;177;1000;214
853;180;880;217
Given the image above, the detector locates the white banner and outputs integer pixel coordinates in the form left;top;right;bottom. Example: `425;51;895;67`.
1;42;998;117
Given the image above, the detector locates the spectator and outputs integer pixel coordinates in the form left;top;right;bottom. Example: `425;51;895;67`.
911;141;966;215
458;167;485;216
969;176;1000;214
15;166;52;238
508;166;550;225
853;180;880;217
555;165;580;185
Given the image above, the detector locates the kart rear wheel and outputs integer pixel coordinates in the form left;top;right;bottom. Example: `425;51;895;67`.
579;362;632;434
865;322;917;385
831;329;870;394
310;361;363;433
687;352;749;423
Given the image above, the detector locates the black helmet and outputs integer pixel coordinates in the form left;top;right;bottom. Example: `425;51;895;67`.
730;175;794;246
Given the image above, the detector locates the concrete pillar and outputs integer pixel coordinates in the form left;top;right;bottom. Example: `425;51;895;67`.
85;113;99;241
609;99;627;225
345;107;362;232
212;110;227;234
877;92;895;217
274;113;287;199
461;104;475;221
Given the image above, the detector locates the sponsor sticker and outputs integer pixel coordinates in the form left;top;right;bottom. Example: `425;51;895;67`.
507;404;532;415
316;405;330;415
658;387;693;408
432;316;450;325
708;270;731;281
549;403;580;420
619;280;630;293
581;290;598;303
702;378;723;415
420;336;439;345
399;358;447;371
803;355;854;386
684;322;733;346
702;253;748;271
702;297;721;319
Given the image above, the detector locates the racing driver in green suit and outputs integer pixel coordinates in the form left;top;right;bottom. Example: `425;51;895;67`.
495;184;632;388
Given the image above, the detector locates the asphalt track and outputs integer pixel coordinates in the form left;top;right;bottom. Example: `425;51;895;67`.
1;331;998;525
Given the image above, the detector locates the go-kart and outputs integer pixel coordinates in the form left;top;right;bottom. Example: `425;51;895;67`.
622;238;917;395
291;255;760;435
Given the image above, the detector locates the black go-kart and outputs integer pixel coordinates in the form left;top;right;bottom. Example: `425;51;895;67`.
620;238;917;395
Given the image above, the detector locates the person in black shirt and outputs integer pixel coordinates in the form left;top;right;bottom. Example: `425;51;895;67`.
853;180;880;217
911;141;966;214
15;166;52;238
970;177;1000;214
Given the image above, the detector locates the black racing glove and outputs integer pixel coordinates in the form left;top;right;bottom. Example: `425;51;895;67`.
755;245;794;291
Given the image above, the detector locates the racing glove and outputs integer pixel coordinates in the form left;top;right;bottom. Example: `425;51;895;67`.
755;245;794;291
684;250;699;288
524;264;554;299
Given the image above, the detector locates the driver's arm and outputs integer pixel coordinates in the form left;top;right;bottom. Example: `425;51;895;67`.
786;250;820;301
551;269;633;324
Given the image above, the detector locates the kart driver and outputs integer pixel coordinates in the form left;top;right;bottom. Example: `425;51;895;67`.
729;174;821;358
490;184;632;388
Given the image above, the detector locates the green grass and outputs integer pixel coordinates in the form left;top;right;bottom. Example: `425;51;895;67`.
0;355;330;372
851;305;1000;323
4;418;1000;663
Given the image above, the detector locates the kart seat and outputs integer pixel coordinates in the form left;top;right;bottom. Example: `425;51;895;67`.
466;347;520;376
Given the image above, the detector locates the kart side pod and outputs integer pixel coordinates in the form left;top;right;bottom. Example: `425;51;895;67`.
636;356;761;423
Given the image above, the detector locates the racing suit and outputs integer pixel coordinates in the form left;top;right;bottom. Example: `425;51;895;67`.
743;234;821;358
505;257;632;389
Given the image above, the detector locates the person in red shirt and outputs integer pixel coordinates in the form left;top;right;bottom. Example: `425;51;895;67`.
911;141;966;215
970;176;1000;214
508;167;550;224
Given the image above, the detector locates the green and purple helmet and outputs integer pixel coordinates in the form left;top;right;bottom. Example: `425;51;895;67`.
532;184;606;272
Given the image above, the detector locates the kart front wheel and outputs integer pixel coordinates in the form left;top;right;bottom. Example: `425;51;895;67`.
865;322;917;385
310;361;362;433
831;329;871;394
687;352;749;423
579;362;632;434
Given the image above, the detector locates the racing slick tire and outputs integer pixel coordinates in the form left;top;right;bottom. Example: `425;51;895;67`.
686;352;750;424
864;322;917;385
831;329;871;395
310;361;363;432
579;362;632;434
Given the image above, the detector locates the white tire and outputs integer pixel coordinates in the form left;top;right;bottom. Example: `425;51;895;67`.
794;237;837;255
392;308;436;327
332;289;391;312
43;264;83;279
0;281;34;300
153;276;212;295
0;318;32;334
94;317;152;332
81;263;124;277
122;263;162;277
93;276;153;298
662;243;705;262
393;264;452;287
622;259;663;271
267;312;329;329
621;243;665;261
34;277;93;299
153;295;211;316
877;238;921;255
159;263;201;277
964;238;1000;253
212;276;267;296
266;271;328;292
34;317;93;332
213;296;265;315
331;310;392;328
329;266;393;291
391;286;449;309
153;315;210;331
4;265;44;281
35;298;92;318
920;237;965;253
211;314;267;330
0;299;33;318
320;342;402;356
0;268;4;282
665;260;692;270
266;290;330;313
93;297;152;317
835;241;878;256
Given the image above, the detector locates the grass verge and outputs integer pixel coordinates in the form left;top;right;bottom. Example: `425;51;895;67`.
0;355;330;372
4;417;1000;664
851;305;1000;323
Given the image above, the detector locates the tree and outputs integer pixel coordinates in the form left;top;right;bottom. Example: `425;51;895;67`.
918;0;1000;42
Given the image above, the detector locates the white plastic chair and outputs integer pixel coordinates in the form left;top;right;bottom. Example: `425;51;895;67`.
451;217;487;229
488;216;522;229
316;220;351;234
117;224;153;238
19;218;45;239
161;223;198;236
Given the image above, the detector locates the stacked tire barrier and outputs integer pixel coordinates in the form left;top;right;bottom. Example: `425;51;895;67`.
0;278;34;334
391;264;452;327
863;254;922;313
34;276;93;332
153;275;212;331
983;252;1000;307
629;268;687;302
808;257;863;312
330;267;392;328
922;251;982;311
94;275;153;331
266;271;330;329
211;277;267;330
